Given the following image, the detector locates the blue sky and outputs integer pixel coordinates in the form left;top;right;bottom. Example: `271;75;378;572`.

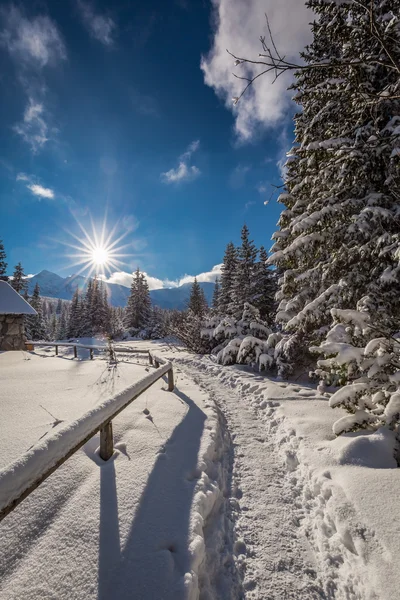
0;0;311;289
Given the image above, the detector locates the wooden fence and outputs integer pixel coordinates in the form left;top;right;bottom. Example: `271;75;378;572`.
0;352;174;522
25;341;151;360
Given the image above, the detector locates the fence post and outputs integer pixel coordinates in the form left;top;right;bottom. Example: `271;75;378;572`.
100;421;114;461
55;345;58;356
168;367;174;391
74;346;77;359
148;352;153;366
90;349;94;360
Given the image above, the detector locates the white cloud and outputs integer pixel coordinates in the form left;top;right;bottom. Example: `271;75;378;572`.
13;98;50;153
161;140;201;184
106;264;222;290
77;1;116;46
27;183;54;199
106;270;165;290
16;172;55;200
0;6;66;67
201;0;311;141
177;264;223;286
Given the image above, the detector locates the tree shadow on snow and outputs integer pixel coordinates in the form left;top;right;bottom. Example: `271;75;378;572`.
97;387;206;600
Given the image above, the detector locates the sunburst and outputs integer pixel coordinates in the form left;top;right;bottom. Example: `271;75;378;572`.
57;213;134;279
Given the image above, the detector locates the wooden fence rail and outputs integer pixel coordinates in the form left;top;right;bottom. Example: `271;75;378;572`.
25;341;150;360
0;352;173;522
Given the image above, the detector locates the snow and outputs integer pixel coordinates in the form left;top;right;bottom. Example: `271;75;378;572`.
0;281;36;315
329;382;369;409
0;345;221;599
173;353;400;600
332;410;378;435
0;360;172;513
1;342;400;599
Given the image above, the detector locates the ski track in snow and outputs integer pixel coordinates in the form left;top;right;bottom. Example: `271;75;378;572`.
175;357;379;600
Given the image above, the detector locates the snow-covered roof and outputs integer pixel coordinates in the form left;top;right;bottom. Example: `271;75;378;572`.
0;281;37;315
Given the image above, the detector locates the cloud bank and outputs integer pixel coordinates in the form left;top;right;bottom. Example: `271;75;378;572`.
201;0;312;141
106;264;222;290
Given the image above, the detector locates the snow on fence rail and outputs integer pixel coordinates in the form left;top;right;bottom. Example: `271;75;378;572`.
24;341;150;359
0;354;174;522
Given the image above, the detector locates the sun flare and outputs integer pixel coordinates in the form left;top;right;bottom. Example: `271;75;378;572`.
58;214;134;279
92;246;109;265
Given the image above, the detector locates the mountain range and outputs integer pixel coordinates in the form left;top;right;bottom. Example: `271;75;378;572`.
27;270;215;310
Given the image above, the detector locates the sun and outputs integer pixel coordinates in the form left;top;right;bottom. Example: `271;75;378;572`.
58;213;134;278
92;246;109;266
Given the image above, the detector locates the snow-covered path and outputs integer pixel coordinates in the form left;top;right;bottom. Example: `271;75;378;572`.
175;358;322;600
1;344;399;600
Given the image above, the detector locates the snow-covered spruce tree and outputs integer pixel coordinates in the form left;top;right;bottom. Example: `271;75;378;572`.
124;269;151;334
212;277;221;312
219;242;238;316
147;305;167;339
253;246;276;324
311;305;400;436
172;278;210;352
188;277;208;317
109;306;124;339
11;262;27;294
26;283;46;340
202;302;272;367
47;313;58;341
232;224;258;317
268;0;400;379
0;239;8;282
57;310;68;340
82;278;94;336
67;289;83;338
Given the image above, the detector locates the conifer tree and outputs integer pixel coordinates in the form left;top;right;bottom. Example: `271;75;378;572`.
68;289;82;338
11;262;27;294
125;269;152;331
27;283;46;340
233;224;258;316
58;310;67;340
109;306;124;339
254;247;276;324
0;239;8;282
268;0;400;376
219;242;238;316
48;313;58;341
212;277;221;312
188;277;208;317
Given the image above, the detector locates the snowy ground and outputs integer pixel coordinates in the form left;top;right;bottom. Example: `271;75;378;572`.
1;342;399;599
